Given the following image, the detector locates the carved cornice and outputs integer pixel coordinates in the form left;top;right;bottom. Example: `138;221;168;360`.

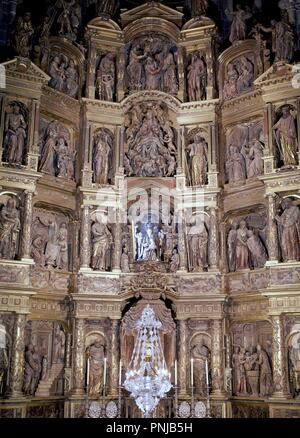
121;90;181;112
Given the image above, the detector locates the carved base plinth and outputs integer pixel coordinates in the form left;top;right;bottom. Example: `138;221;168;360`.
270;392;293;401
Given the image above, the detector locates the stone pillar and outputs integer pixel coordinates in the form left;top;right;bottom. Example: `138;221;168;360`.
80;205;91;270
265;193;279;265
178;320;188;396
5;313;26;398
65;332;72;368
209;206;219;269
263;103;276;174
0;92;7;164
110;319;120;397
119;126;125;173
297;98;300;166
271;315;291;399
177;216;187;272
112;209;122;272
211;319;226;397
21;191;34;261
220;222;227;272
86;43;97;99
177;46;185;102
71;319;85;396
26;99;40;171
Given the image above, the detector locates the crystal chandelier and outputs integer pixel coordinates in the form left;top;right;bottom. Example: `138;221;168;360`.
123;305;172;417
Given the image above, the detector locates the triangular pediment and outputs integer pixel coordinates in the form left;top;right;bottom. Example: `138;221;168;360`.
254;62;296;86
1;57;50;84
121;1;183;27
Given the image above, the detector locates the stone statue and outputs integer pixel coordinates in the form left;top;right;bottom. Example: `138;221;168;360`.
39;126;57;175
192;343;210;396
144;56;162;91
53;325;65;364
169;249;179;273
185;0;208;17
13;12;34;57
226;5;252;44
65;59;79;98
3;103;27;165
41;356;48;381
86;341;105;397
188;222;208;272
247;230;267;269
160;46;178;95
49;56;65;92
31;235;46;266
93;130;112;185
223;63;239;100
141;227;158;262
226;146;246;183
259;11;295;63
256;345;272;396
96;53;115;101
127;45;147;91
186;135;208;186
236;57;254;94
273;106;298;167
91;221;112;271
23;344;42;396
56;223;68;270
49;55;79;98
0;198;21;260
56;138;69;179
235;221;250;270
246;139;264;178
44;219;60;267
289;336;300;396
227;223;238;272
244;349;259;396
121;245;130;272
187;52;207;101
275;198;300;262
57;0;81;41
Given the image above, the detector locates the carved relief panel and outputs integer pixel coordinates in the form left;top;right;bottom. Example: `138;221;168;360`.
231;321;273;397
38;118;76;181
125;34;179;95
31;207;71;271
95;53;116;102
124;101;177;178
225;120;265;184
223;54;255;101
226;210;268;272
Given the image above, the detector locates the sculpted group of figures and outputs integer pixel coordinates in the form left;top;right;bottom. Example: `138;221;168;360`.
223;56;255;100
227;220;267;272
134;222;179;272
126;36;179;95
31;216;69;271
23;325;65;396
49;54;79;98
232;344;273;397
124;103;177;178
226;139;264;183
39;121;76;181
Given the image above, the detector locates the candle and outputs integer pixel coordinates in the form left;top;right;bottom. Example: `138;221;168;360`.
205;359;209;388
174;360;178;387
191;358;194;387
119;360;122;386
104;357;107;387
86;357;90;387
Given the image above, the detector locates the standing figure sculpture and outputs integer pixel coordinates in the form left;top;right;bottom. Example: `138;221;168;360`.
227;5;252;44
65;59;79;98
246;139;264;178
275;198;300;262
247;230;267;268
169;249;180;273
13;12;34;57
23;344;42;396
273;106;298;167
235;221;250;270
290;336;300;397
4;103;27;166
227;223;238;272
86;341;105;397
96;53;115;101
93;130;112;185
0;198;21;260
226;146;246;183
160;46;178;94
189;222;208;272
57;223;68;270
121;245;130;272
257;345;272;396
91;221;112;271
127;45;147;91
53;325;65;363
186;135;208;186
192;343;210;396
187;52;207;101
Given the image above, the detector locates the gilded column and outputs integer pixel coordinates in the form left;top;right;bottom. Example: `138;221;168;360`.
177;217;187;272
297;98;300;165
209;207;219;269
211;319;225;397
266;193;279;264
112;209;121;272
271;315;291;399
0;92;7;164
6;313;26;398
21;190;34;261
80;205;91;270
110;319;120;397
178;320;187;396
220;222;227;272
72;319;85;396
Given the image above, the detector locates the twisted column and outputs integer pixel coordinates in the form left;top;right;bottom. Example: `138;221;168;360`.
5;313;26;398
21;191;34;261
72;319;85;396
